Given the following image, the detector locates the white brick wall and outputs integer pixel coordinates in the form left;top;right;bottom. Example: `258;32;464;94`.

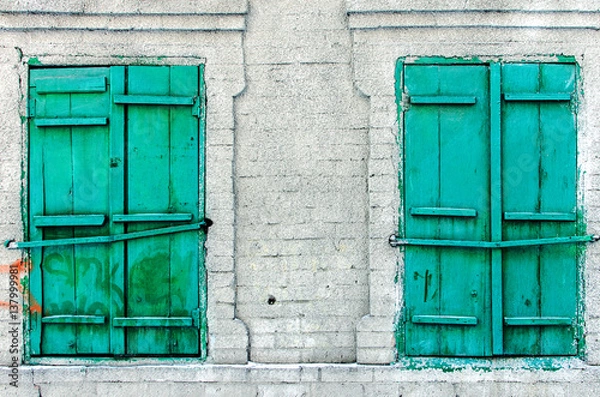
234;0;369;363
2;0;600;393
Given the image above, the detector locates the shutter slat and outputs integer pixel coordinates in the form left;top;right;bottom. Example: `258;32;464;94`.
33;215;106;227
410;207;477;217
42;315;105;324
113;213;192;223
504;93;571;101
409;95;477;105
35;117;108;127
504;317;572;326
113;317;193;328
36;76;107;94
114;94;194;106
504;212;576;221
412;315;478;326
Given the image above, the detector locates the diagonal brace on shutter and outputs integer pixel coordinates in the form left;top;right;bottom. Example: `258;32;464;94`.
388;234;600;248
5;219;212;249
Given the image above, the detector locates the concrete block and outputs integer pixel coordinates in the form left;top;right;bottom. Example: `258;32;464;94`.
258;384;310;397
205;384;258;397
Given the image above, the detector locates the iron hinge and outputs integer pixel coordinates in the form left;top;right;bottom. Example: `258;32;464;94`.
27;98;36;118
192;308;201;329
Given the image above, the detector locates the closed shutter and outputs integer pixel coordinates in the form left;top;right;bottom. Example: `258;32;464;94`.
401;61;580;357
403;65;492;356
502;63;577;355
28;65;205;356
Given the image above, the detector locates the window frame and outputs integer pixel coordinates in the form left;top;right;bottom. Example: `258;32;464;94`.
395;57;586;359
25;64;209;359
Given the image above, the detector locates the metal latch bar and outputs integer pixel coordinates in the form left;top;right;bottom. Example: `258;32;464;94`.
389;234;599;249
5;221;210;249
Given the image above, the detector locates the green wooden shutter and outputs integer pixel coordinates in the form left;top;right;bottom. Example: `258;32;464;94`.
403;65;492;356
29;66;204;356
29;68;113;355
121;66;201;355
402;61;578;357
501;63;577;355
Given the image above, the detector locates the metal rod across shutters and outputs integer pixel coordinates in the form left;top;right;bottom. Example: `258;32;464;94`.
389;234;599;249
5;221;209;249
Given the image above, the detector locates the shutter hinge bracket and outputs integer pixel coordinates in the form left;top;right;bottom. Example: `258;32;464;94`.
192;308;201;329
192;96;204;119
388;234;401;247
27;98;36;118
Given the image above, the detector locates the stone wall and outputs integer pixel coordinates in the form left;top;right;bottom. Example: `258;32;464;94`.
2;0;600;395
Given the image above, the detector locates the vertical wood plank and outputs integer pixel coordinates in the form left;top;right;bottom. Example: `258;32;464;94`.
437;65;490;356
489;63;504;355
404;65;491;356
40;90;77;355
502;63;542;355
538;64;577;355
70;69;112;354
168;66;200;355
109;66;126;355
126;66;172;355
404;65;442;355
28;70;45;355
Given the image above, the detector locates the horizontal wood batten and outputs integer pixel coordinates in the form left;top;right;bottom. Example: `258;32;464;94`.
411;207;477;217
504;212;576;221
503;93;571;101
113;213;193;223
33;215;106;227
113;317;193;328
36;77;106;94
504;317;572;326
42;315;106;325
412;315;478;326
409;96;476;105
35;117;108;127
114;95;194;106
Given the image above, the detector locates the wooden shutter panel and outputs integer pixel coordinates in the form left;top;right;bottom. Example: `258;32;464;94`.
123;66;201;355
29;68;113;355
29;66;204;356
501;63;577;355
403;65;492;356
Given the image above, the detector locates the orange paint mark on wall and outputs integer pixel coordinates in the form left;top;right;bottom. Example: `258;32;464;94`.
0;259;30;274
0;258;34;313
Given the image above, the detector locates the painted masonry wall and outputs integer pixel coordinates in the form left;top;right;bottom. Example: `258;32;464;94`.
1;0;600;395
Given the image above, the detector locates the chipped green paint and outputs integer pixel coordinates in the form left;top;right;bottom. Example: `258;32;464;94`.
27;57;42;66
395;356;580;372
198;63;208;361
411;56;485;65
